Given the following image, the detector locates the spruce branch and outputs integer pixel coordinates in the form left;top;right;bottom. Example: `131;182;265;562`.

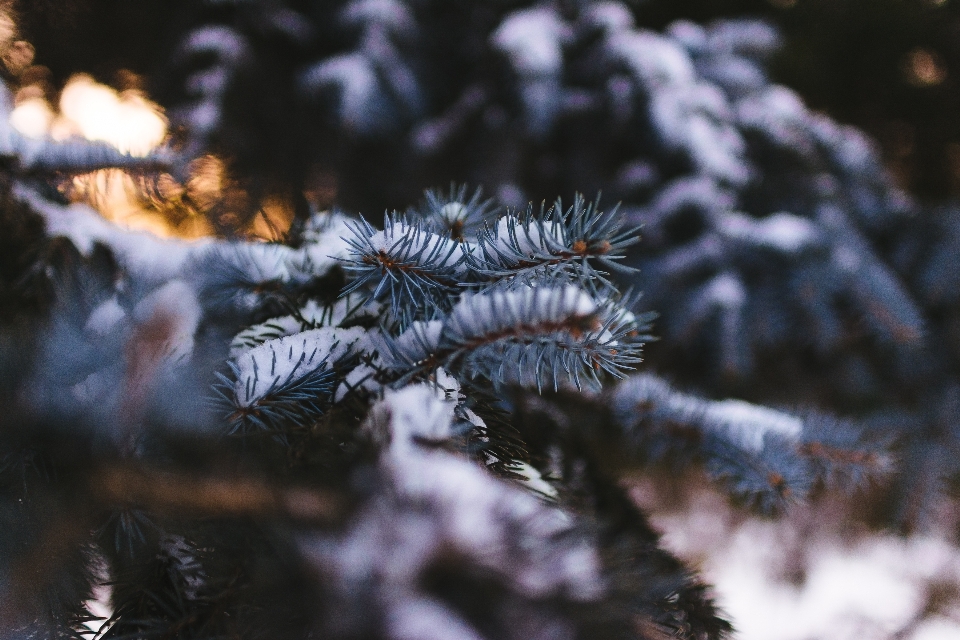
610;375;892;510
219;327;366;435
377;285;650;392
413;183;495;242
340;214;466;327
471;194;640;294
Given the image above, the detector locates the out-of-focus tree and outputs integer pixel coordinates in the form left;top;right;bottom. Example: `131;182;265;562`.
637;0;960;200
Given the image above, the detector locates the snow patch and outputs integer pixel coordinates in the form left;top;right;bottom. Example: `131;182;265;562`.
233;327;366;406
719;211;818;253
492;7;570;76
446;286;598;343
704;400;803;452
85;297;126;337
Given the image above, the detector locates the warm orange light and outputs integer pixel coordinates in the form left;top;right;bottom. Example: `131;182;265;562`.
9;95;53;138
904;48;948;87
251;197;297;241
54;74;167;156
7;73;293;240
11;73;167;153
8;73;190;235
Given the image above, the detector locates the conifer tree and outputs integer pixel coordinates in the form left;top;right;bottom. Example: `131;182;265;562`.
0;1;954;638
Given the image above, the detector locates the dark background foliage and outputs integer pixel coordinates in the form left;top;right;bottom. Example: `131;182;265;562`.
16;0;960;202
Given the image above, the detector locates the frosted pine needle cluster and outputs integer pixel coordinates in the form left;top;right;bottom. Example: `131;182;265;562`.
223;190;651;446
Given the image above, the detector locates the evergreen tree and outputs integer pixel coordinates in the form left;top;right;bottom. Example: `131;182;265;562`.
0;1;953;638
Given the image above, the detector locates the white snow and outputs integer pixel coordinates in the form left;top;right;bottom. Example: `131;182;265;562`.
706;20;779;59
489;216;564;259
649;82;747;184
377;385;457;457
84;296;126;337
614;374;802;453
704;399;803;452
641;484;960;640
492;7;570;77
433;367;460;400
29;184;340;291
32;185;353;307
667;20;708;54
389;320;444;367
606;30;750;184
832;125;881;176
304;53;379;130
446;286;598;343
438;202;467;224
396;449;600;599
334;363;381;402
386;597;486;640
367;218;467;271
225;242;296;284
233;326;366;406
366;385;603;600
719;211;818;253
72;370;110;404
183;26;246;63
229;315;305;359
833;245;863;273
736;86;814;153
341;0;415;37
703;272;746;308
461;407;487;429
679;107;749;184
296;211;355;276
229;295;378;360
608;30;696;87
304;384;604;634
510;461;559;500
584;2;634;34
25;188;205;283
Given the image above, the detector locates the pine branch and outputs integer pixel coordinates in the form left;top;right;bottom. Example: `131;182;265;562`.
340;214;466;328
412;184;495;242
471;194;640;294
219;327;366;434
378;285;650;392
610;374;892;510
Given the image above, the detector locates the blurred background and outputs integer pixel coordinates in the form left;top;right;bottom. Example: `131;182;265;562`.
14;0;960;203
7;1;960;638
5;0;960;225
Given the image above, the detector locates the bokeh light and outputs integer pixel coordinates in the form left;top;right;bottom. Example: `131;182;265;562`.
8;73;292;239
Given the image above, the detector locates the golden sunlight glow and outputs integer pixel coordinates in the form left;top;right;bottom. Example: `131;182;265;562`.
904;48;948;87
11;73;167;154
9;95;53;138
8;73;188;235
0;72;293;239
7;73;292;240
251;197;297;240
186;155;227;211
54;74;167;156
67;169;215;239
